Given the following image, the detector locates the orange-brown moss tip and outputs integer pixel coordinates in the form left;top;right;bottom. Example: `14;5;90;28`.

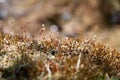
39;38;120;76
86;41;120;76
0;33;120;79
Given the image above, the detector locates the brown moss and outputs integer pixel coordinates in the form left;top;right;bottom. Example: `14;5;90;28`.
0;33;120;80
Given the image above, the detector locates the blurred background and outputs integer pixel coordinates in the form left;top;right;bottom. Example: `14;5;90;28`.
0;0;120;50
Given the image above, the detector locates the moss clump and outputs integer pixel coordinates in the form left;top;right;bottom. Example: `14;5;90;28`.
0;33;120;80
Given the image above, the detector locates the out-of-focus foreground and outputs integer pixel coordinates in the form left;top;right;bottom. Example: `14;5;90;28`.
0;0;120;80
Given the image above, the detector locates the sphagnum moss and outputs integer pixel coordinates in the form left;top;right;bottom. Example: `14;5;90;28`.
0;33;120;80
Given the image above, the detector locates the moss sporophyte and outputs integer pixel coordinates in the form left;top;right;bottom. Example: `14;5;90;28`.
0;33;120;80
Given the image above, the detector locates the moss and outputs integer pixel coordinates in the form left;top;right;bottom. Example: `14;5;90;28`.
0;33;120;80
